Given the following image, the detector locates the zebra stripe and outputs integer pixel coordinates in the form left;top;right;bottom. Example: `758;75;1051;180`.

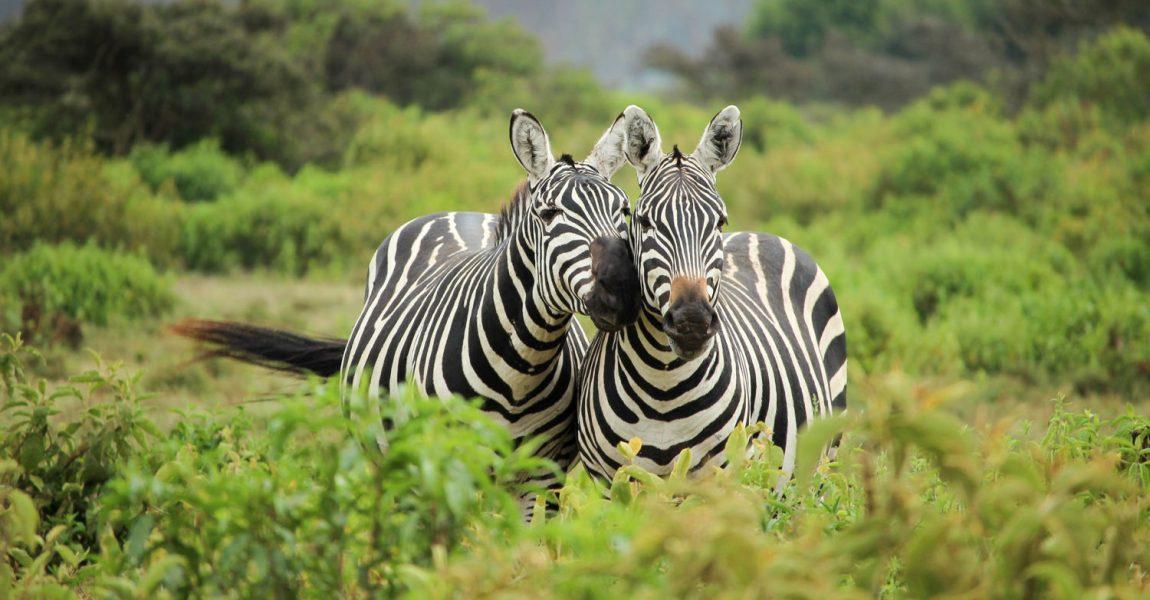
577;106;847;481
342;160;632;488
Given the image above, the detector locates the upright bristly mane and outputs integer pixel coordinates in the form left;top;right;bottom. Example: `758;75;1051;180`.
496;180;532;242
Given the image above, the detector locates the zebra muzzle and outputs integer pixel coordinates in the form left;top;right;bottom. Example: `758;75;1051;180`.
585;236;641;332
663;277;718;358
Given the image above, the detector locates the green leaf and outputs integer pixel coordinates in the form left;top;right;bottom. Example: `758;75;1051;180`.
670;448;693;481
795;415;850;492
125;515;155;561
725;422;750;471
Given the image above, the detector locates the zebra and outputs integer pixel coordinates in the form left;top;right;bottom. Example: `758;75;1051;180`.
576;105;847;481
175;109;640;494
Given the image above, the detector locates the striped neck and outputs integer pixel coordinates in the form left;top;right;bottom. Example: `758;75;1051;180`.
475;214;572;388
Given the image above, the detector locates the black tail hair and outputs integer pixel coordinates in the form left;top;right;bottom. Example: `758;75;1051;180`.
170;319;346;378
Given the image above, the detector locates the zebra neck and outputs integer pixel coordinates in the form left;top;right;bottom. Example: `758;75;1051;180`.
480;223;572;376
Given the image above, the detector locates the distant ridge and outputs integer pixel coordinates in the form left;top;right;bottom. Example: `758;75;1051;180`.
469;0;755;90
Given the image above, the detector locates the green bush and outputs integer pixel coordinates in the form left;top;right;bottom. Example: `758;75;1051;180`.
129;140;246;202
416;380;1150;598
178;178;354;275
0;129;184;269
0;339;550;596
1031;27;1150;130
0;244;173;342
872;96;1052;220
1;335;158;594
4;342;1149;597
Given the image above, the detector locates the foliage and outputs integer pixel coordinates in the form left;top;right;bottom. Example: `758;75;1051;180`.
0;339;550;596
1030;26;1150;130
3;342;1147;596
0;130;177;256
321;0;542;110
0;244;173;344
0;0;555;169
651;0;1149;109
1;335;157;596
129;140;246;203
418;380;1150;597
0;0;317;166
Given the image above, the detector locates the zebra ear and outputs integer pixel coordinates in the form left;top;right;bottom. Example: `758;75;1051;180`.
692;105;742;174
622;105;663;180
584;112;628;178
509;109;556;182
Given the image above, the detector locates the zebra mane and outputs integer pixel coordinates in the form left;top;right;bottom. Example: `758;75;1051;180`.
496;180;532;242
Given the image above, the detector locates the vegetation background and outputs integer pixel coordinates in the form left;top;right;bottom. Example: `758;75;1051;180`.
1;0;1148;596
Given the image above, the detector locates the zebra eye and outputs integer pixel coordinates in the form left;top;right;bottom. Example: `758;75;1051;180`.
718;215;728;230
636;213;652;229
621;205;631;217
538;207;563;224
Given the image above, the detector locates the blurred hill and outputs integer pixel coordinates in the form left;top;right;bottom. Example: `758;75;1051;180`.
463;0;755;89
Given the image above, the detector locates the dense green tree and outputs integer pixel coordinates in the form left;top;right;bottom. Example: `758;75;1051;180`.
651;0;1149;110
0;0;550;169
0;0;315;162
323;1;541;110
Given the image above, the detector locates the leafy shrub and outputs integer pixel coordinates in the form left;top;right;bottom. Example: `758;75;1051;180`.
95;385;548;596
1031;27;1150;130
2;342;1149;596
1;335;158;594
178;180;353;276
416;378;1150;598
0;244;173;343
129;140;246;202
0;131;176;255
872;95;1052;220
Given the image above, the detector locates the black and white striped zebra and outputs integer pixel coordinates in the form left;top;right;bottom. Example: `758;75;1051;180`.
175;110;640;488
577;105;847;480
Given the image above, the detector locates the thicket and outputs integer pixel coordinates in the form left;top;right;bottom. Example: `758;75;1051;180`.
650;0;1150;109
0;244;174;346
1;337;1148;596
0;0;609;170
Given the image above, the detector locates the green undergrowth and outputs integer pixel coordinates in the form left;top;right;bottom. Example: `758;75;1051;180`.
1;337;1147;597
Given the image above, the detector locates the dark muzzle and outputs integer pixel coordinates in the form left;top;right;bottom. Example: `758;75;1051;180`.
584;236;641;332
663;276;719;359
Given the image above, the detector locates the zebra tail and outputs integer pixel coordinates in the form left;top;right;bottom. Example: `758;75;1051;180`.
169;318;346;377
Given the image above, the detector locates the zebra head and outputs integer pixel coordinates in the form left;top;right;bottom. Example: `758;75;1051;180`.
621;105;743;360
509;109;640;332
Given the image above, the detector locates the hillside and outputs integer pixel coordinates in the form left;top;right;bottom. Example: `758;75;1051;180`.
472;0;754;88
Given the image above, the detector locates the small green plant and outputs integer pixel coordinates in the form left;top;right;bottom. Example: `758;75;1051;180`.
1;334;158;595
0;244;174;344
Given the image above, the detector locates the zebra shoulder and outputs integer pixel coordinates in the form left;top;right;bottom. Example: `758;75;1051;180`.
363;211;499;296
723;231;841;328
